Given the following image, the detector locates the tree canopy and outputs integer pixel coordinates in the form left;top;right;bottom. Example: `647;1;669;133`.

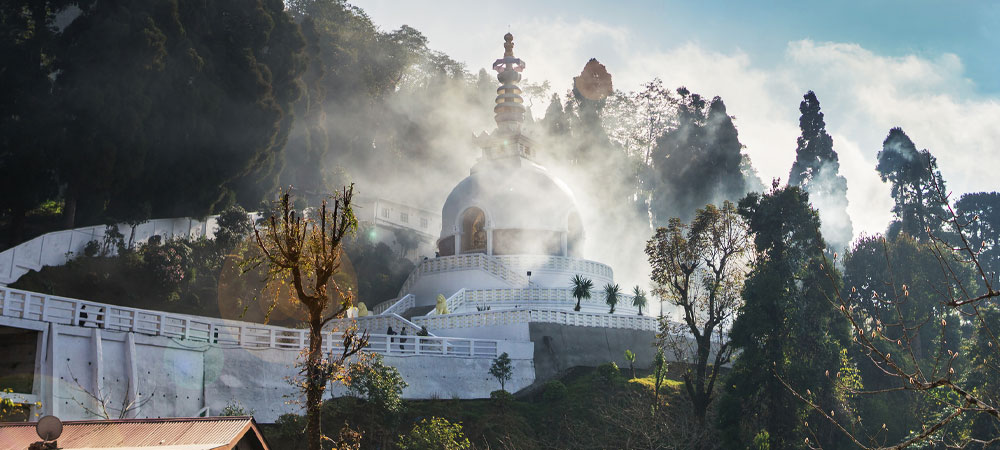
877;127;948;240
788;91;853;251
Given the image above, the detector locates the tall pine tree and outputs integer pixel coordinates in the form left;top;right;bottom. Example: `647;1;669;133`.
788;91;853;252
717;183;850;449
649;88;747;225
876;127;948;240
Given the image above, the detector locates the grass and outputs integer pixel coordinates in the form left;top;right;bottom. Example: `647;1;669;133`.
262;364;690;450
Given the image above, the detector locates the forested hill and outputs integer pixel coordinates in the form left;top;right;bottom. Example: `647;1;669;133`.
1;0;490;247
2;0;770;258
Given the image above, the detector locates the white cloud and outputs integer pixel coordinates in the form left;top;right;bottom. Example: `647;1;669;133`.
510;22;1000;241
353;4;1000;292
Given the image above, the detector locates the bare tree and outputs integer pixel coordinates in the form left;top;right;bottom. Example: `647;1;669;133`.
785;175;1000;449
253;186;369;450
65;365;151;420
646;201;751;427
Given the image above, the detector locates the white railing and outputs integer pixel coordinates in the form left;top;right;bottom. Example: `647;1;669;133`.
460;288;638;314
360;333;498;358
381;294;415;316
371;298;397;315
413;307;659;332
0;287;499;358
397;254;528;296
495;255;614;280
325;312;424;336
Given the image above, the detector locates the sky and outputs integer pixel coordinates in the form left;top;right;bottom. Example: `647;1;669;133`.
355;0;1000;243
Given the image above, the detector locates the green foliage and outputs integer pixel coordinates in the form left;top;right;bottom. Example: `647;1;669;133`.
646;201;749;426
603;283;621;314
956;191;1000;277
220;399;255;417
263;365;690;450
542;381;568;402
55;0;306;226
397;417;471;450
652;347;668;412
0;388;28;421
489;389;514;408
624;350;636;379
489;352;513;392
842;232;977;444
13;234;230;319
649;88;749;225
751;431;770;450
877;127;949;240
595;362;621;386
631;286;647;315
570;274;593;312
718;184;849;449
214;205;253;252
347;353;408;415
0;0;64;247
788;91;853;251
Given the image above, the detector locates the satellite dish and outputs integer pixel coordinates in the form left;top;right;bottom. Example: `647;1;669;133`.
36;415;62;441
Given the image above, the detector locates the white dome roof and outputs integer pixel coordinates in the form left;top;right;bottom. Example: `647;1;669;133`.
440;158;581;238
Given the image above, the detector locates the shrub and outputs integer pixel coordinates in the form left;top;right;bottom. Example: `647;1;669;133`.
752;430;770;450
397;417;471;450
595;362;621;385
542;380;567;402
346;353;408;415
83;240;100;257
488;352;513;392
215;205;252;251
220;399;255;417
490;389;514;408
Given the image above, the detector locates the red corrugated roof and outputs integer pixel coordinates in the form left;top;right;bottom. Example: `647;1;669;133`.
0;416;267;450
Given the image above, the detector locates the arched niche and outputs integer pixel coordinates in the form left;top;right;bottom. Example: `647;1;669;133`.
567;211;584;257
460;207;488;254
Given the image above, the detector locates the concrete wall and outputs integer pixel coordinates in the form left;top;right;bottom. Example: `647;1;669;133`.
428;323;531;342
528;322;657;381
0;316;534;423
408;270;516;307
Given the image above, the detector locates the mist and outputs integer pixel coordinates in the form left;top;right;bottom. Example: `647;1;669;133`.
279;26;769;315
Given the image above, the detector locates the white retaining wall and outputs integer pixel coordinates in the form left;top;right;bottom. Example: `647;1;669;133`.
0;287;535;423
0;217;223;286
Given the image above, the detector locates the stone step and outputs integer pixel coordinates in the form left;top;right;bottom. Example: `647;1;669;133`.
399;305;435;320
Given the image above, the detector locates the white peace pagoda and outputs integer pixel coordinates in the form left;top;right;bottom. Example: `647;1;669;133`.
368;34;656;378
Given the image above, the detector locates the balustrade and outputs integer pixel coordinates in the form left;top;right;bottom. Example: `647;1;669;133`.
0;287;499;358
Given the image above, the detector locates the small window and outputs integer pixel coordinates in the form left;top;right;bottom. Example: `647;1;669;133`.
420;217;429;228
400;212;409;223
381;208;390;218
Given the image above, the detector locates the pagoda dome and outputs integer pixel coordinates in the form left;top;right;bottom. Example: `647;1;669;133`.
436;33;586;258
438;158;584;258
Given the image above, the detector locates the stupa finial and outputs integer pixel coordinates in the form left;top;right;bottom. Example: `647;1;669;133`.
492;33;526;134
503;32;514;57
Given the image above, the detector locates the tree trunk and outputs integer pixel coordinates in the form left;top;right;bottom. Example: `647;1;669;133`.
306;318;324;450
63;188;77;229
7;205;27;248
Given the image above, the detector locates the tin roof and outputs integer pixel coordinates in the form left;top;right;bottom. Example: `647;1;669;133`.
0;416;269;450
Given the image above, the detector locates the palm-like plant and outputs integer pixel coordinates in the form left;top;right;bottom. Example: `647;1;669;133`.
632;286;648;316
604;283;621;314
570;274;593;312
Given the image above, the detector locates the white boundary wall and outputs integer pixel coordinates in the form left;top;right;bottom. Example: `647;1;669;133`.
0;217;224;286
0;287;534;422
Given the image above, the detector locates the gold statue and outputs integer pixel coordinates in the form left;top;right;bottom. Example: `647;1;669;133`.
436;294;450;315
